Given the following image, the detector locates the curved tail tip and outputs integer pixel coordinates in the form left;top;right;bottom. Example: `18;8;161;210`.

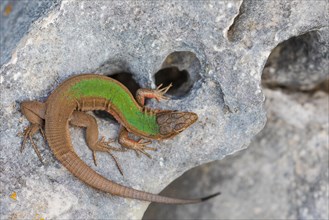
200;192;221;202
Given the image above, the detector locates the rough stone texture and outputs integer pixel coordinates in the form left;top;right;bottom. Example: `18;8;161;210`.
0;0;328;219
0;0;61;66
144;88;329;220
262;28;329;90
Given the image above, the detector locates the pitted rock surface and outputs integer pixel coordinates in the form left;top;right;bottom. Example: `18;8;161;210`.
1;0;327;219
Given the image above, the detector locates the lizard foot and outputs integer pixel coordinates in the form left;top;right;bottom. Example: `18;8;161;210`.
153;83;173;101
131;139;156;159
21;124;45;163
119;127;157;159
135;83;172;106
91;136;126;175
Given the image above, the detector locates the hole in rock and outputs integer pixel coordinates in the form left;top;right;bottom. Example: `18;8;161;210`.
262;30;329;91
107;72;140;96
144;31;329;220
154;51;201;98
93;72;140;121
154;67;189;96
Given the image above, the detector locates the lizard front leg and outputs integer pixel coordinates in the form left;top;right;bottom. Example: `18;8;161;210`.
70;111;125;175
123;84;172;157
136;83;172;106
118;127;156;158
20;101;46;163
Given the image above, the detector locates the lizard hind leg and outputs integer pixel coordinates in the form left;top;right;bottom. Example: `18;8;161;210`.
20;101;46;163
69;111;125;175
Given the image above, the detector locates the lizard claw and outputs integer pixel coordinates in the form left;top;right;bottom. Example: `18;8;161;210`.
97;136;126;152
90;136;126;175
21;124;44;163
132;139;157;158
92;150;124;176
153;83;172;102
119;128;157;159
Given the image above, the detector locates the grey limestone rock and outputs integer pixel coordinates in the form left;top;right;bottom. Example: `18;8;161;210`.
0;0;328;219
0;0;61;66
144;88;329;219
262;28;329;90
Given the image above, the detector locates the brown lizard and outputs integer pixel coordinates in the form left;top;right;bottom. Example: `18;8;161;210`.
20;74;219;204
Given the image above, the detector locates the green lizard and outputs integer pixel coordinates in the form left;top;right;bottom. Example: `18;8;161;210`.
20;74;219;204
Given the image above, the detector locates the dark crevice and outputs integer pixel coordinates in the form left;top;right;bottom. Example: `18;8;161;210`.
154;51;201;98
263;78;329;94
154;67;190;97
226;0;244;42
262;30;329;93
107;72;140;96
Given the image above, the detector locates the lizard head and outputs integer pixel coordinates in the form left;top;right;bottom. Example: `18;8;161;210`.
155;111;198;139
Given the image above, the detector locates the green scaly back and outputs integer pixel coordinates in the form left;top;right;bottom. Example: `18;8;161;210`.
67;78;159;136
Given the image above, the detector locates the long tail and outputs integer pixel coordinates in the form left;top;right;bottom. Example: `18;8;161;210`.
59;151;219;204
44;101;219;204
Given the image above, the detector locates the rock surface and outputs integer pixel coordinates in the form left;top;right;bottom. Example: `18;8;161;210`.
262;28;329;90
144;88;329;219
0;0;60;66
0;0;328;219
